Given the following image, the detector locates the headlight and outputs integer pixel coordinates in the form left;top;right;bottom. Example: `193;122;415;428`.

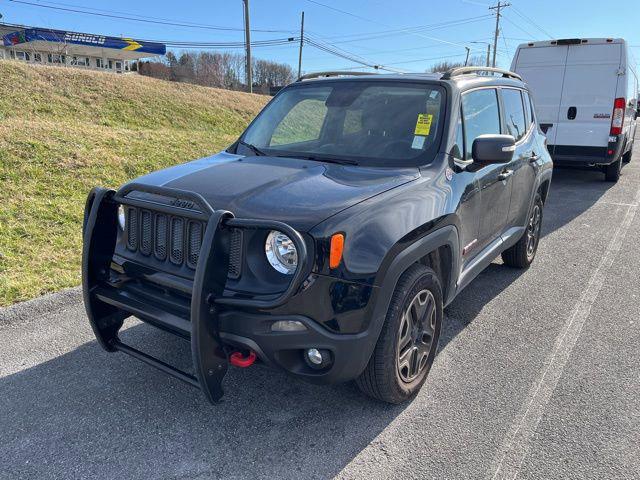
117;205;126;230
265;230;297;274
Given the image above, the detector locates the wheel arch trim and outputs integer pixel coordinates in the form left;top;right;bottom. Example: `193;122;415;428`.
355;225;460;377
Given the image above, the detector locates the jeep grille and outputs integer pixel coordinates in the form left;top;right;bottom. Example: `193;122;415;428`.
123;206;242;276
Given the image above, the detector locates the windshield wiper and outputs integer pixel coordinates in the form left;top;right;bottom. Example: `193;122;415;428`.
237;140;267;156
293;154;359;166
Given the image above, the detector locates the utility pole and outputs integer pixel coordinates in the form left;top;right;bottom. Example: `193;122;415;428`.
464;46;470;66
489;1;509;68
297;11;305;79
486;44;491;67
242;0;252;93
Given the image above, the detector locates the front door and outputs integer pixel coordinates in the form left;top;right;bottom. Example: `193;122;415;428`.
461;88;512;253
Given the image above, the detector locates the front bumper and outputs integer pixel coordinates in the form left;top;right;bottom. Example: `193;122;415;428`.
82;183;374;403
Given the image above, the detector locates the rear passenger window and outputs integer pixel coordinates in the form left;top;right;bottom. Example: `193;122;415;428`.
524;91;536;126
502;89;527;141
461;89;501;160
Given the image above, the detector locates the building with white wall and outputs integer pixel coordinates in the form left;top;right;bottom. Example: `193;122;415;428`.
0;23;166;73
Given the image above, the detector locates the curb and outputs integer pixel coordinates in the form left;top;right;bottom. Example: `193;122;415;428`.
0;287;83;326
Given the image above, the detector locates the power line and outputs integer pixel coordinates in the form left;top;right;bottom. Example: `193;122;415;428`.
500;28;512;61
500;14;536;40
7;0;293;33
300;0;487;54
328;16;495;46
511;6;554;40
301;0;386;26
307;14;493;43
303;36;403;73
385;53;468;66
145;38;297;48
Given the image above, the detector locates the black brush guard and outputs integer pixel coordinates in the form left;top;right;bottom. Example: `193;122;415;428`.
82;183;308;403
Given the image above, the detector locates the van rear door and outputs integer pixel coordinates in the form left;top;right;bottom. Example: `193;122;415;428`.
554;42;623;152
511;45;568;149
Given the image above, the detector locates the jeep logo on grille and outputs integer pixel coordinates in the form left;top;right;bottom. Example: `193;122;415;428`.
171;198;195;209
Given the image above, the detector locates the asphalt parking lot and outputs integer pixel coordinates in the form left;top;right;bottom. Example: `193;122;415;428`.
2;148;639;480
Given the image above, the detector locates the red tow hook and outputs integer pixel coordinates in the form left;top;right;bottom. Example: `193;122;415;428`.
229;350;257;368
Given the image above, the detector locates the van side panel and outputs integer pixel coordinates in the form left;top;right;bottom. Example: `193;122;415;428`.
623;47;638;150
554;43;622;152
511;45;568;148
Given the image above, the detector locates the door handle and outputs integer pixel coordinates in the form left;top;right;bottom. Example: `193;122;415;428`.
529;152;540;163
567;106;577;120
498;169;514;181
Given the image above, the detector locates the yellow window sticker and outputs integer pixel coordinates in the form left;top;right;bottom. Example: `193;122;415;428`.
414;114;433;136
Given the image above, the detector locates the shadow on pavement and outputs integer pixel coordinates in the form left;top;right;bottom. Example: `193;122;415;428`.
542;166;615;237
1;322;409;479
440;165;613;349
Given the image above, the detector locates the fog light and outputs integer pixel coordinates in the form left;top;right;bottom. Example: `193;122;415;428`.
271;320;307;332
306;348;323;365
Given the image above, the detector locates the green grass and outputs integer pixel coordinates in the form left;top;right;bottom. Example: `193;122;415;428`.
0;61;268;306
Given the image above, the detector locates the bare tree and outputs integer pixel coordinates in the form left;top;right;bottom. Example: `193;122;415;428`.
138;49;292;94
429;55;486;73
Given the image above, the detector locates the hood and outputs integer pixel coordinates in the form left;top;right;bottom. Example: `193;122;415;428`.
130;152;420;231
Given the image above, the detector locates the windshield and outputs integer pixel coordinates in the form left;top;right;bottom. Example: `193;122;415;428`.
237;80;445;166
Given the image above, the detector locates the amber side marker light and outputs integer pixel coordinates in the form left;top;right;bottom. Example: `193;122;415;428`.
330;233;345;269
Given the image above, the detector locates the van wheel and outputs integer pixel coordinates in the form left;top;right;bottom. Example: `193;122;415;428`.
605;157;622;182
502;193;543;269
622;145;633;164
356;264;442;404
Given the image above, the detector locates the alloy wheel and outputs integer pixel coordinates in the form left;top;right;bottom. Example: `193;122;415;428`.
526;203;542;259
396;289;436;383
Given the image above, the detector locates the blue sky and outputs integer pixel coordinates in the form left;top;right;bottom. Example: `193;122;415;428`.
2;0;639;73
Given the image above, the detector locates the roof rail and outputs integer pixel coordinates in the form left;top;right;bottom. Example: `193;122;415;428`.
297;71;375;82
441;66;522;81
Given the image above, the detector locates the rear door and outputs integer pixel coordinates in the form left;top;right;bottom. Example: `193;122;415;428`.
511;45;568;148
555;42;622;149
500;87;538;228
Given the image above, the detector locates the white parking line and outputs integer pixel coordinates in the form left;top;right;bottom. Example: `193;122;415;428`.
489;187;640;480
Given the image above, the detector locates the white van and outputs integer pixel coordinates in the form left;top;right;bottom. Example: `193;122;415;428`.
511;38;639;181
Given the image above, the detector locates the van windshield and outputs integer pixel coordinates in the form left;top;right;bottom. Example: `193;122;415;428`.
237;81;445;166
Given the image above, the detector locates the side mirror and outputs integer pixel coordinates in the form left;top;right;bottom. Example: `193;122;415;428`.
472;134;516;164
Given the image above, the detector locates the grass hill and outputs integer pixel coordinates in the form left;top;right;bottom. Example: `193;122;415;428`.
0;61;268;305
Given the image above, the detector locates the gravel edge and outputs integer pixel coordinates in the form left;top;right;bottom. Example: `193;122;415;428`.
0;287;83;326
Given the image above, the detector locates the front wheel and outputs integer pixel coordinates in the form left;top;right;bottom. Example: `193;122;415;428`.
502;193;544;269
356;264;443;404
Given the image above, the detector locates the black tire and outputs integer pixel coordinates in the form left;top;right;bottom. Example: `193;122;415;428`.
622;144;633;164
356;263;442;404
502;193;544;269
605;157;622;182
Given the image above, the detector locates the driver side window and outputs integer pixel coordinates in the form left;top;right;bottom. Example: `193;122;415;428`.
270;99;327;146
461;89;501;160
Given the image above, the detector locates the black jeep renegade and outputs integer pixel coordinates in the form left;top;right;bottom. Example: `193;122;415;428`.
83;67;553;404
